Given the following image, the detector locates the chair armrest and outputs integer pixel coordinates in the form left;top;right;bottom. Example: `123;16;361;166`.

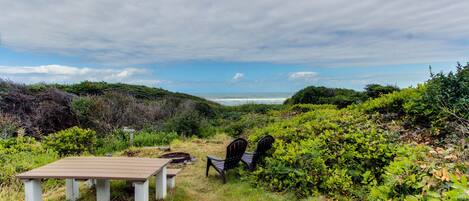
207;155;224;162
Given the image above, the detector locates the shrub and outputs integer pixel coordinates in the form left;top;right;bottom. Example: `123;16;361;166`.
359;87;424;116
0;136;58;184
423;63;469;138
359;63;469;142
249;108;397;199
283;104;337;117
285;86;365;108
0;81;78;137
71;92;168;134
71;91;219;136
223;104;285;114
43;126;96;156
0;113;20;139
369;145;430;200
364;84;400;98
224;113;274;137
369;144;469;200
163;111;206;137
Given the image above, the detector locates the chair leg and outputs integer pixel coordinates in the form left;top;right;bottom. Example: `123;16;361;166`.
206;159;210;177
221;171;226;184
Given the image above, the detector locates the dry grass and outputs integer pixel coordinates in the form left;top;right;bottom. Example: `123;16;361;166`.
1;134;301;201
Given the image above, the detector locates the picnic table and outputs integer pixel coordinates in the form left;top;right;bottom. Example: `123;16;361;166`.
16;157;172;201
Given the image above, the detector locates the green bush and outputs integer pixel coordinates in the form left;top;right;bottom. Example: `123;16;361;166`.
423;63;469;138
249;108;397;199
284;104;337;116
359;87;424;116
359;63;469;142
364;84;400;99
369;145;430;200
247;106;469;199
0;136;58;184
163;112;204;137
43;126;97;156
285;86;366;108
95;135;129;155
224;113;274;137
223;104;285;114
369;144;469;200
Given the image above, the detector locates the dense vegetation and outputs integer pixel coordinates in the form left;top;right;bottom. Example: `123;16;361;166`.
0;81;220;138
243;63;468;200
0;63;468;200
285;84;399;108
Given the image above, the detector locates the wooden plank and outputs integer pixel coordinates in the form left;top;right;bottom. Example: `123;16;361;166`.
17;157;171;181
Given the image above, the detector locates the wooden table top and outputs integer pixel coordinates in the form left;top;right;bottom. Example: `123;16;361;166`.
16;157;172;181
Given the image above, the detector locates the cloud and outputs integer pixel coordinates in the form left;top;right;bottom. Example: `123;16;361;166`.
232;73;244;81
289;71;318;81
0;64;163;85
0;65;92;75
0;1;468;67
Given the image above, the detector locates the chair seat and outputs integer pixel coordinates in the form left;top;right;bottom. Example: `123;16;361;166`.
212;160;225;171
241;152;254;164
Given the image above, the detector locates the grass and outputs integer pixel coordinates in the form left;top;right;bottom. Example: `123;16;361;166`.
1;134;311;201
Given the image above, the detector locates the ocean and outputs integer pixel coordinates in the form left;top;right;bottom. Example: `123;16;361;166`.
195;92;292;106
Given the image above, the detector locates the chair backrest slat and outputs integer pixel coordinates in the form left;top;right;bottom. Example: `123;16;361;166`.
224;138;248;170
252;135;275;164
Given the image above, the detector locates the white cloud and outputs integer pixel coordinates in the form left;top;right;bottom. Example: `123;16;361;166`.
0;65;162;86
289;71;318;81
0;65;92;75
232;73;244;81
0;1;467;67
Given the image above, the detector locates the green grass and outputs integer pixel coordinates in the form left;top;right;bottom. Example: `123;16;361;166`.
94;131;178;155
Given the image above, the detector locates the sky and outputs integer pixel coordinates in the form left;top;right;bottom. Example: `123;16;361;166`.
0;0;468;94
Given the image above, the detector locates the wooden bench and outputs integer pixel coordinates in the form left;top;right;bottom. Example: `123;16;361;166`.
166;169;181;189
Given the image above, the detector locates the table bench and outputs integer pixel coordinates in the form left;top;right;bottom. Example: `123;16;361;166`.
166;169;181;189
16;157;172;201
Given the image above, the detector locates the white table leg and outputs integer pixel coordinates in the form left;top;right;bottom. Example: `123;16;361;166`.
134;180;149;201
167;177;175;189
66;179;80;201
155;166;167;199
24;179;42;201
96;179;110;201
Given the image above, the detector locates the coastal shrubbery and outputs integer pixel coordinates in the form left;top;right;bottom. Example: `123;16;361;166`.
249;108;397;199
239;64;469;200
0;81;221;138
43;126;97;156
0;82;78;137
285;84;401;108
358;63;469;144
364;84;400;99
0;64;468;200
0;136;58;185
247;105;468;200
284;86;365;108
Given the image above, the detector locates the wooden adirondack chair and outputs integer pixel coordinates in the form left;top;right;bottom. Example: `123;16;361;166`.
241;135;274;170
206;138;248;183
